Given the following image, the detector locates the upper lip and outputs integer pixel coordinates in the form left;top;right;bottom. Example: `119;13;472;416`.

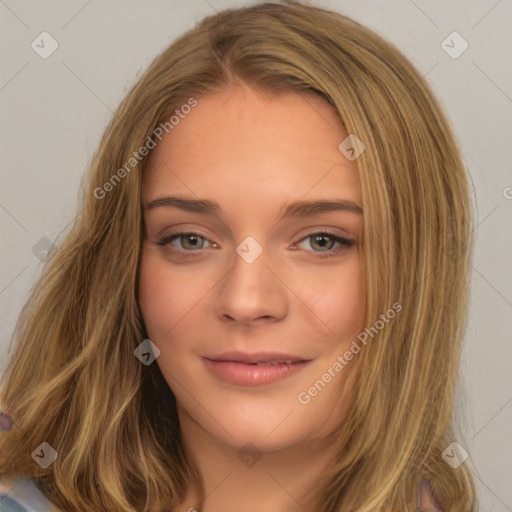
203;351;311;364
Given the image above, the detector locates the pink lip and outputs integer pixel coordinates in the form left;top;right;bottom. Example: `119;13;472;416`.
202;352;312;386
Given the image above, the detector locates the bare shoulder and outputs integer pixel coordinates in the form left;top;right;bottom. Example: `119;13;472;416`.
418;479;443;511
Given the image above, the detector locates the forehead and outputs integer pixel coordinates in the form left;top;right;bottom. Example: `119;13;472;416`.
143;83;360;215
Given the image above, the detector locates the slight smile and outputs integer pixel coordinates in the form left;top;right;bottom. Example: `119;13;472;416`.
202;352;314;386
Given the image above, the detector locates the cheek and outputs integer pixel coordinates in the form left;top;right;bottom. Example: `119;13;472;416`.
291;261;364;338
138;245;225;341
138;247;194;337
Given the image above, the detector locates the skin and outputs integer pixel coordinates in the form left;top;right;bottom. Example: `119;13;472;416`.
138;82;365;511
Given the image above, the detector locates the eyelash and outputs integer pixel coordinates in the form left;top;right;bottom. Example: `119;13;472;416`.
155;230;356;259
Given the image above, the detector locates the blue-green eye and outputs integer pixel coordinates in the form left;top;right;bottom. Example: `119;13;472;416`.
296;231;355;257
156;232;213;250
156;230;356;259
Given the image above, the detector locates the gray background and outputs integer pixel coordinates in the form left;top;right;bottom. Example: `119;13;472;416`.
1;0;511;509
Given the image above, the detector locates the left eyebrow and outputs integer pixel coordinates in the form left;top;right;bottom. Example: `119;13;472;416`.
278;199;363;220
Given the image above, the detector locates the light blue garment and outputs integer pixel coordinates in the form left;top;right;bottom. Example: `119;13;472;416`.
0;478;53;512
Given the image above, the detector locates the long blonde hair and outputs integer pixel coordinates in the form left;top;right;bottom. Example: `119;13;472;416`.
0;2;477;510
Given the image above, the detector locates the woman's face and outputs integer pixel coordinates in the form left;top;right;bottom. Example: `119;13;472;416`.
139;83;364;452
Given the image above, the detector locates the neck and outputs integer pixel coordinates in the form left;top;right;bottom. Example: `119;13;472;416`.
172;407;341;512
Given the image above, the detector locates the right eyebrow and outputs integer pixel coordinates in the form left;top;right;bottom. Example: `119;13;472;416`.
145;196;221;215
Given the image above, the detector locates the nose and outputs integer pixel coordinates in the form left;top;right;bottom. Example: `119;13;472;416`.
215;244;288;327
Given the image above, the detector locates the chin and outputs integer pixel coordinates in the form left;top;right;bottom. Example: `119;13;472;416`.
177;393;336;455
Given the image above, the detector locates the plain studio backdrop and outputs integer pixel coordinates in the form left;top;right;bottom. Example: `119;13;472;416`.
0;0;511;510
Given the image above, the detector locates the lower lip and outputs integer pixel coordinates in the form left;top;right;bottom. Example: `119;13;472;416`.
202;358;311;386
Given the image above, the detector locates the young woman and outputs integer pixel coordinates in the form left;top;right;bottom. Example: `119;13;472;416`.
0;2;478;510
